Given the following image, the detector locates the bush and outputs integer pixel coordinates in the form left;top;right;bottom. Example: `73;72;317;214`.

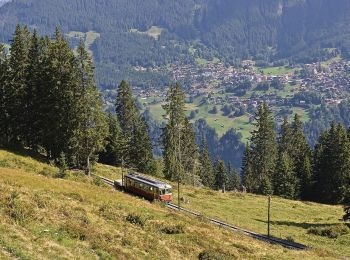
308;225;349;239
286;235;295;242
161;224;184;234
126;213;146;227
93;176;104;186
39;167;55;177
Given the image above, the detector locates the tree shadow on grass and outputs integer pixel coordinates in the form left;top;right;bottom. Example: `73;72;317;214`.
254;219;344;230
0;146;51;165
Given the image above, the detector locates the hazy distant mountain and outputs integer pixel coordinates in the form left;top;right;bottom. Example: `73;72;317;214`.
1;0;350;87
0;0;12;7
0;0;11;7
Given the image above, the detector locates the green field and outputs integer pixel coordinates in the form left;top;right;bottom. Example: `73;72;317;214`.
195;57;220;66
66;31;100;56
147;101;253;139
130;26;163;40
0;149;332;259
258;66;297;76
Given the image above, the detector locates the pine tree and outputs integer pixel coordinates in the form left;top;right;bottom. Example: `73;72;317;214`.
162;83;187;181
274;151;297;199
227;163;240;191
0;43;8;146
99;113;126;166
198;137;215;188
24;29;42;148
214;159;228;193
313;123;350;204
115;80;155;174
40;28;77;160
250;102;277;195
56;152;68;179
130;115;157;175
181;118;199;183
6;25;29;146
273;117;298;198
291;114;312;199
278;118;293;154
70;42;108;175
241;143;254;192
115;80;137;136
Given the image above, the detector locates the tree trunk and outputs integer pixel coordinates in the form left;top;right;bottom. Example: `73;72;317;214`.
86;154;91;176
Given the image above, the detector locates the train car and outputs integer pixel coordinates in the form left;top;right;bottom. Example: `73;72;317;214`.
123;173;172;202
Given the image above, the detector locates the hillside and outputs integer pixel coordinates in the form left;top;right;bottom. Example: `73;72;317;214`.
0;150;348;259
1;0;350;88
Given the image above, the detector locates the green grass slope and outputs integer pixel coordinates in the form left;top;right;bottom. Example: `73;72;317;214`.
0;150;343;259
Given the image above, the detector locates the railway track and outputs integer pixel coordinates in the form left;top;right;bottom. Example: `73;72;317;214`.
93;174;115;187
166;203;308;250
95;175;308;250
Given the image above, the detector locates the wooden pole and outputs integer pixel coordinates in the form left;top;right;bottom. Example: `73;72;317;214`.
268;195;271;237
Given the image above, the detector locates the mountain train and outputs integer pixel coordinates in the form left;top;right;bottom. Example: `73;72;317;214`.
115;173;173;202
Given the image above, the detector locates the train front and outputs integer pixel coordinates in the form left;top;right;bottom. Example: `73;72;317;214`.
159;184;173;202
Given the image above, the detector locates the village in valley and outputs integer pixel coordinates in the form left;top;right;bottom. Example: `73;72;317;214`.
104;57;350;139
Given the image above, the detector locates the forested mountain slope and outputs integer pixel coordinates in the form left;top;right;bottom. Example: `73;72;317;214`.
1;0;350;87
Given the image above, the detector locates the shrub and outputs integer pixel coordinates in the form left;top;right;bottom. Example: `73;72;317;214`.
286;235;295;242
39;167;54;177
161;224;185;234
126;213;146;228
55;152;67;178
308;225;349;239
93;176;104;186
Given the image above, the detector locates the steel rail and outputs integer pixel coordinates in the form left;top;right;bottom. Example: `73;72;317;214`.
95;175;308;250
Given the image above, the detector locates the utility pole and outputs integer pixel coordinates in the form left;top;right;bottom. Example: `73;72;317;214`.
177;123;181;211
121;156;124;187
268;195;271;237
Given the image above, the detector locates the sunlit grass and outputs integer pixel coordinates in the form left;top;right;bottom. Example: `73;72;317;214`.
0;150;332;259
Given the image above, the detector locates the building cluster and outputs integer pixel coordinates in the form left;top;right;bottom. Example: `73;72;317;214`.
131;60;350;112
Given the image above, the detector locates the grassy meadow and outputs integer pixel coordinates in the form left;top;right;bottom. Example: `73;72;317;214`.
0;149;334;259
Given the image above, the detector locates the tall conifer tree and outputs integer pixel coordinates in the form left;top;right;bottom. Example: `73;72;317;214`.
214;159;228;192
227;162;240;191
40;28;77;159
313;123;350;204
115;80;155;174
6;25;28;145
24;30;42;147
250;102;277;195
291;114;312;199
199;137;215;188
99;113;126;166
274;151;297;198
0;43;8;146
241;144;254;192
162;83;188;181
70;42;108;175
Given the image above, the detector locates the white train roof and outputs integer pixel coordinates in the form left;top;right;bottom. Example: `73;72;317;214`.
125;173;172;189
